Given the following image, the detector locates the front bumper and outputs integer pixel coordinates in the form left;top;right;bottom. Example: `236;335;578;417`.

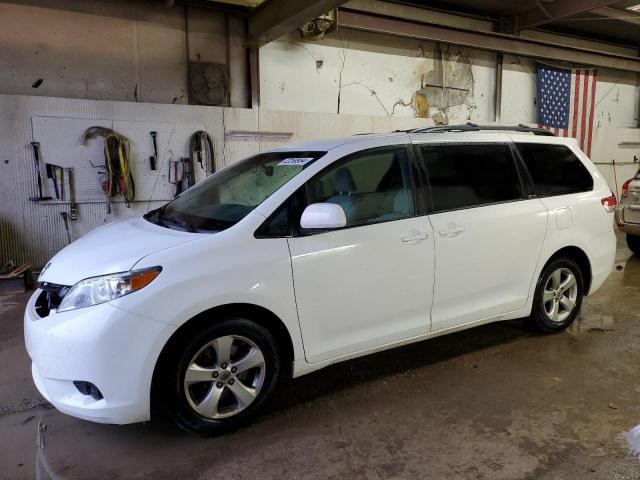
615;206;640;236
24;290;176;424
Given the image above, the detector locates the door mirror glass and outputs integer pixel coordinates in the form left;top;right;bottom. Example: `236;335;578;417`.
300;203;347;229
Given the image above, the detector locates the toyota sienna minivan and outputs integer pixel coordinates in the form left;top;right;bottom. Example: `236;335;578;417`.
25;124;616;435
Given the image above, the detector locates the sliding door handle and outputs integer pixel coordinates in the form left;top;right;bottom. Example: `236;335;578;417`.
439;226;465;238
401;230;429;243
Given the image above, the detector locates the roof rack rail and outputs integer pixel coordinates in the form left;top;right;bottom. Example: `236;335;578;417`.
397;122;555;136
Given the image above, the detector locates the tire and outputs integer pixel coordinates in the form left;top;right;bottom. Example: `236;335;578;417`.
528;257;584;333
158;317;281;435
627;234;640;256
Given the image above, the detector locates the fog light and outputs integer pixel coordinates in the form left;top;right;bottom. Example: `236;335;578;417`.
73;381;104;400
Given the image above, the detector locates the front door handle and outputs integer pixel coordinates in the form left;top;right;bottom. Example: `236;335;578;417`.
439;225;465;238
401;230;429;243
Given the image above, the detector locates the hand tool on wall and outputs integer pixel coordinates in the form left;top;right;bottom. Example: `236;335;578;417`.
98;171;111;214
29;142;52;202
169;157;196;198
60;212;72;244
169;158;184;197
183;157;195;188
57;167;64;201
45;164;61;200
150;131;158;170
66;167;78;220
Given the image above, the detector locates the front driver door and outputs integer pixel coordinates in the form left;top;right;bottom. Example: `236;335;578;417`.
287;146;435;364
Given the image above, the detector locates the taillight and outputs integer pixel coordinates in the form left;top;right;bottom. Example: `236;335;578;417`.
621;178;632;199
601;193;617;213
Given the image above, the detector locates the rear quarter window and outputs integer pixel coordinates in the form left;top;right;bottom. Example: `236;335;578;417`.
516;143;593;196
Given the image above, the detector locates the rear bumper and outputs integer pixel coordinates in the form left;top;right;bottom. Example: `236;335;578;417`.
615;206;640;236
24;290;176;424
587;230;616;295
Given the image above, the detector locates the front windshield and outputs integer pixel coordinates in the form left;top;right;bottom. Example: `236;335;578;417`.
145;151;325;232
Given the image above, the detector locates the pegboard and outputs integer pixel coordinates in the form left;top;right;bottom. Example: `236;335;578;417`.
32;115;209;205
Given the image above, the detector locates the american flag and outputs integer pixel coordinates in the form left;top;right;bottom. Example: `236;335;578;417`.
537;64;597;156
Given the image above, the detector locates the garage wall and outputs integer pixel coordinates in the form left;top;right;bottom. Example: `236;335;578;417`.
0;0;248;107
2;0;637;127
260;30;496;124
1;94;638;269
0;94;432;268
261;36;639;129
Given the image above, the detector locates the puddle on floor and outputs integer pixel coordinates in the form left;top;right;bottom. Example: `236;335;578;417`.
622;256;640;287
568;313;615;335
620;425;640;460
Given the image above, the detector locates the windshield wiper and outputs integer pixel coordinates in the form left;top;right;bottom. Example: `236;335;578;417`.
163;216;199;233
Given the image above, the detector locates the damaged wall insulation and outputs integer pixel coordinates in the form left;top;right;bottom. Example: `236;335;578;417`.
259;30;496;124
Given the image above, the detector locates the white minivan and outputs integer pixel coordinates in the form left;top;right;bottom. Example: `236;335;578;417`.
25;124;616;435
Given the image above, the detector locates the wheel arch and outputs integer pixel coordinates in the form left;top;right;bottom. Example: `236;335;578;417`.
544;246;592;294
150;303;295;415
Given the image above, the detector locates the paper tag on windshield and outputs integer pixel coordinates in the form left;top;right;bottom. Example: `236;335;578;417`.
278;157;315;166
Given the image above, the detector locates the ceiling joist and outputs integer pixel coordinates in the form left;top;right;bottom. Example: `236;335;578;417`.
589;5;640;25
512;0;619;32
339;9;640;72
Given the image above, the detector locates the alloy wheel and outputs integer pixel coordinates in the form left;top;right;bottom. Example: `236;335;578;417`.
183;335;266;419
542;267;578;324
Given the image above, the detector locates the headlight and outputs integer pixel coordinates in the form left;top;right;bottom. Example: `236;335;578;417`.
57;267;162;312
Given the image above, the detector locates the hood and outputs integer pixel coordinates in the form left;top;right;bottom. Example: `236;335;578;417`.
39;215;202;285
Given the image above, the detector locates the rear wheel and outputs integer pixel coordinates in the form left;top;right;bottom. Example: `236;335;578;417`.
528;258;583;333
159;317;280;435
627;234;640;256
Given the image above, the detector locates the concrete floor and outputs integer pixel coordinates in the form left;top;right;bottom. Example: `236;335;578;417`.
1;235;640;479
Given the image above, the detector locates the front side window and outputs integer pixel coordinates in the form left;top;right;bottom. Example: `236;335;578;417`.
304;147;416;227
146;151;324;232
516;143;593;196
421;144;523;212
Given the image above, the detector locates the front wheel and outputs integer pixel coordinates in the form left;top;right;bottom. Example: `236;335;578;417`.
159;318;281;435
627;234;640;256
528;258;583;333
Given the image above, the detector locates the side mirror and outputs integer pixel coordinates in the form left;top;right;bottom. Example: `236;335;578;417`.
300;203;347;230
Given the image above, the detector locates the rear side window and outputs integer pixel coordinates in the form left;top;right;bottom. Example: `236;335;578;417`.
516;143;593;196
420;144;522;212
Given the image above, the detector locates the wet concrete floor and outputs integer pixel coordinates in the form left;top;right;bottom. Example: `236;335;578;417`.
1;234;640;479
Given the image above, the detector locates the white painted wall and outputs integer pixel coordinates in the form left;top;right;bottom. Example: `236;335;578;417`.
259;31;497;123
499;60;639;129
261;33;638;130
500;55;538;125
595;70;639;129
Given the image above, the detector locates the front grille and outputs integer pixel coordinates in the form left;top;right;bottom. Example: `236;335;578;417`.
35;282;71;318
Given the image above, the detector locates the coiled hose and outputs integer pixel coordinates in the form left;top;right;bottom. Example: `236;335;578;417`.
189;130;215;176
